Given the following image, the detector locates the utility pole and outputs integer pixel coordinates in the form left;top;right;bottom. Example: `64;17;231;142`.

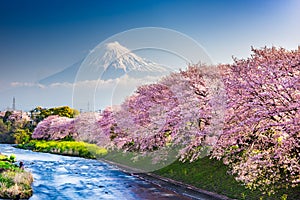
12;97;16;111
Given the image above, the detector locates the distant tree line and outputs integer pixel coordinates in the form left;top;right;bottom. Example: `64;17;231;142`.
0;106;78;144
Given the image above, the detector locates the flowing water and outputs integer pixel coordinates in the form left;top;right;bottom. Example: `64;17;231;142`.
0;144;195;200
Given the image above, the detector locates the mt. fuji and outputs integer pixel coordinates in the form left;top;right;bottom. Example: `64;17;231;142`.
101;42;167;70
40;41;170;84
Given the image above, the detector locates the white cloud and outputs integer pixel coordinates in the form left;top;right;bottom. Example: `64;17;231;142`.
10;75;161;91
10;82;46;89
49;82;74;88
6;75;164;111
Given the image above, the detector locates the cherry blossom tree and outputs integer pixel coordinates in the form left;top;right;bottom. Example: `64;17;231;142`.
213;47;300;192
32;115;76;140
73;112;111;147
99;65;225;162
175;66;225;161
115;83;179;152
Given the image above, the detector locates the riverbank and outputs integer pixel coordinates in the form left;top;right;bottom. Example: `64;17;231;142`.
102;158;230;200
0;153;33;199
154;158;300;200
102;157;300;200
16;140;107;159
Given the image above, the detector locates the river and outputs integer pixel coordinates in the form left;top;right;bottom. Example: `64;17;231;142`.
0;144;200;200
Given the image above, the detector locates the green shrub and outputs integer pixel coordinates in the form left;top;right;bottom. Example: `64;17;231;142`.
9;155;16;163
17;140;107;159
13;129;31;144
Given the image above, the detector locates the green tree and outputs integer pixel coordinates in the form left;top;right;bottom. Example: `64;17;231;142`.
13;129;31;144
0;119;8;133
0;118;14;143
49;106;78;118
3;111;12;123
30;106;79;124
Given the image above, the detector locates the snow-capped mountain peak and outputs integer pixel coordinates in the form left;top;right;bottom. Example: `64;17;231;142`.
102;41;131;71
105;41;129;55
86;41;169;79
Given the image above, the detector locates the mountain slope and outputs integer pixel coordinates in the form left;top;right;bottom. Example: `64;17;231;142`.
39;41;170;84
39;60;82;85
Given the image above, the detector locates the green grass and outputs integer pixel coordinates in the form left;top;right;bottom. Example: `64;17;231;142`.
17;140;108;159
154;157;300;200
0;154;33;199
102;148;180;172
0;161;19;171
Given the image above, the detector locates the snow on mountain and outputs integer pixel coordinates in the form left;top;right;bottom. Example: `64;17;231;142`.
85;41;170;80
39;41;170;84
102;41;168;72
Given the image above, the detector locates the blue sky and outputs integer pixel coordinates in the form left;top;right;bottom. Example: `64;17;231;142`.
0;0;299;110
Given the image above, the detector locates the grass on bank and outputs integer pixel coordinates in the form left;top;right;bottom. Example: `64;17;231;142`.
0;154;33;199
154;157;300;200
102;147;180;172
17;140;107;159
